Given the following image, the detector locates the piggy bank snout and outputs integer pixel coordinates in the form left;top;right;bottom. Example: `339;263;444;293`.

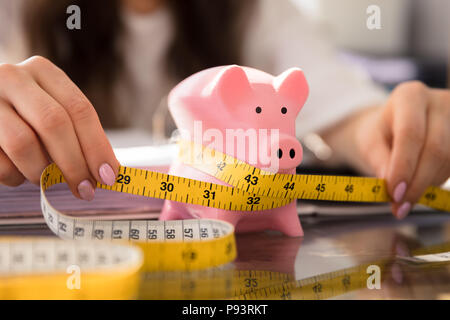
272;135;303;170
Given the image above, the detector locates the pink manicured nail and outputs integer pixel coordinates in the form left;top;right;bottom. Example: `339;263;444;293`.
396;202;411;220
393;182;407;203
99;163;116;186
391;263;403;284
395;242;409;257
77;180;95;201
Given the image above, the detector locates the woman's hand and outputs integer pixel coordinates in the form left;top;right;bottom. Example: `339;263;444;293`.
323;81;449;219
0;56;119;200
353;81;449;218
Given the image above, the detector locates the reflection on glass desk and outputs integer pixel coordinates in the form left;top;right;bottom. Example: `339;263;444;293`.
1;212;449;300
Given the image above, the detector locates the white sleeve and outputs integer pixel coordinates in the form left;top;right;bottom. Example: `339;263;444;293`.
242;0;388;138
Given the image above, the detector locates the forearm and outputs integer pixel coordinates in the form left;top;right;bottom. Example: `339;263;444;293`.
320;105;381;176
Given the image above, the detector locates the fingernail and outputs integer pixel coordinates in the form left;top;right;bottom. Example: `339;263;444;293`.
99;163;116;186
396;202;411;220
391;263;403;284
395;242;409;257
77;180;95;201
393;181;407;203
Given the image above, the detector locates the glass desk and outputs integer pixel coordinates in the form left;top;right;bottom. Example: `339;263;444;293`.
1;211;449;300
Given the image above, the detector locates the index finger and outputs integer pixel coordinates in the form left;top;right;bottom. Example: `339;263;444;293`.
20;56;119;185
386;82;428;203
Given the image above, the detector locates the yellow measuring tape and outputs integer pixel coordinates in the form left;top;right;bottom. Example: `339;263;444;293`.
0;140;449;299
177;141;450;211
0;238;142;299
94;140;449;211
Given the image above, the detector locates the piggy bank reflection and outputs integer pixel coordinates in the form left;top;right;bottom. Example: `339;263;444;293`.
160;65;309;237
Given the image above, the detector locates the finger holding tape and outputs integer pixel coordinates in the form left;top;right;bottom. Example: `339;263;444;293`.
394;93;450;218
0;65;95;200
19;56;119;186
385;82;428;207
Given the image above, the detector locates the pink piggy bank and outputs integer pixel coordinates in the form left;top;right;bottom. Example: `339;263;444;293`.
160;65;308;237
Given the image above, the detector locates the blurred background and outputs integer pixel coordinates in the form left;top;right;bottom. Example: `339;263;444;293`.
0;0;448;148
1;0;447;89
293;0;449;89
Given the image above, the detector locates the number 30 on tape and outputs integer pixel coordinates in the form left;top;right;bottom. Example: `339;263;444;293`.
30;141;445;268
38;140;448;272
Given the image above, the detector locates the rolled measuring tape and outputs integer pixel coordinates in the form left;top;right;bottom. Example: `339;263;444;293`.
0;238;142;299
42;166;237;272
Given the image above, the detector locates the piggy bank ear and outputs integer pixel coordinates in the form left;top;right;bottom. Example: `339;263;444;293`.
273;68;309;113
204;65;252;108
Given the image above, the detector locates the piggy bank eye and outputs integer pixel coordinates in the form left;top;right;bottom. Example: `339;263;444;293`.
281;107;287;114
255;106;262;114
